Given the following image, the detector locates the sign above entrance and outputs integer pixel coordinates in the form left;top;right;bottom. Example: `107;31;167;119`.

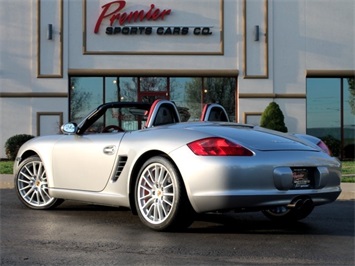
84;0;224;55
94;1;172;33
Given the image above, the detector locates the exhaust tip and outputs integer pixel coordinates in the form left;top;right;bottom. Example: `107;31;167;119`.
287;197;313;210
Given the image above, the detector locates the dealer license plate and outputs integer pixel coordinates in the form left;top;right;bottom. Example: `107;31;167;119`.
291;168;314;189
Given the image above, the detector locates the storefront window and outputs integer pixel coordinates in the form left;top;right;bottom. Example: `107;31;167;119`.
307;77;355;159
343;78;355;159
203;77;236;121
170;77;236;121
69;76;237;124
70;77;103;123
171;77;203;121
139;77;167;92
105;77;138;102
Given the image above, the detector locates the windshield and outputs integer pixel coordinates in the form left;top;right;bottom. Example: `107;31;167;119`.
77;102;151;134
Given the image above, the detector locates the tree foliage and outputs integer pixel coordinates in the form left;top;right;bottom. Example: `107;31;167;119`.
70;78;92;122
185;77;236;120
260;102;288;132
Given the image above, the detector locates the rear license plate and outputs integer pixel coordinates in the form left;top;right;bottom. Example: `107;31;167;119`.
292;168;314;189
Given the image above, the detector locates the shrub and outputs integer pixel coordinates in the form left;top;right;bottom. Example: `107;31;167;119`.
5;134;35;160
260;102;288;133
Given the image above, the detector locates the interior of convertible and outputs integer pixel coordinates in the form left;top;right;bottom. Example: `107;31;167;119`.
80;99;229;134
83;100;180;134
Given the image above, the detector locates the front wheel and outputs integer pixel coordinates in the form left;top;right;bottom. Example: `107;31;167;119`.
135;156;194;231
14;156;63;210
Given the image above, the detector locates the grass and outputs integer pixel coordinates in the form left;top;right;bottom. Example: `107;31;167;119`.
341;161;355;175
1;160;354;182
0;160;13;175
341;161;355;182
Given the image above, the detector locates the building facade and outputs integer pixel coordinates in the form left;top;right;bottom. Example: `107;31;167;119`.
0;0;354;159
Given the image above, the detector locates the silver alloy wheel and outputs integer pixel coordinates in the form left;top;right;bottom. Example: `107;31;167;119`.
137;162;175;225
16;158;56;208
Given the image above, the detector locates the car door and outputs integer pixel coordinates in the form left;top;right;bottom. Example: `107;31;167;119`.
51;133;124;191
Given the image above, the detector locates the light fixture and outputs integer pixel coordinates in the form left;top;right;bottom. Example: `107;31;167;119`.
254;25;259;42
47;24;53;40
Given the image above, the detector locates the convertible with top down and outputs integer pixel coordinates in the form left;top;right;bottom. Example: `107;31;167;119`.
14;99;341;231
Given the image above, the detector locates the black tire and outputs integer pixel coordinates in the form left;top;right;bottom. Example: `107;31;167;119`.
262;200;314;222
135;156;195;231
14;156;63;210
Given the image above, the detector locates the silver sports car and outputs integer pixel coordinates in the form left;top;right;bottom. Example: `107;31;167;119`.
14;100;341;231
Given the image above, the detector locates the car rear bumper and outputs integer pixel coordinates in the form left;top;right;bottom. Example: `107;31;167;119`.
170;147;342;213
189;188;341;213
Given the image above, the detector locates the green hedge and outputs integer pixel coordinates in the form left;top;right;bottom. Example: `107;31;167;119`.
4;134;35;160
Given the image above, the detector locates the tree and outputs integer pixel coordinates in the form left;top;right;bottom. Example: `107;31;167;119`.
260;102;288;132
185;77;236;120
70;78;92;122
204;78;236;116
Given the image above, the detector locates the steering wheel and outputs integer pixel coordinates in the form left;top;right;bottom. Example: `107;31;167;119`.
102;125;124;133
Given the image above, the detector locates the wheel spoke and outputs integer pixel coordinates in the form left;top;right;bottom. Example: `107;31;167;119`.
23;165;34;177
18;180;31;188
38;189;48;204
29;190;37;204
162;196;173;207
142;197;155;210
155;203;164;221
159;201;169;217
156;166;165;184
147;203;155;218
143;174;154;189
19;172;32;182
23;187;35;198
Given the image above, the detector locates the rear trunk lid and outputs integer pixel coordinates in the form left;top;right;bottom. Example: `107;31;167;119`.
190;124;318;152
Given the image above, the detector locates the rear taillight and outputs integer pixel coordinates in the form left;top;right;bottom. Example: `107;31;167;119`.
317;140;331;155
187;137;253;156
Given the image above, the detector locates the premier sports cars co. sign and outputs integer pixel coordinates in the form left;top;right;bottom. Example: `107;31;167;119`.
84;0;223;54
94;0;213;36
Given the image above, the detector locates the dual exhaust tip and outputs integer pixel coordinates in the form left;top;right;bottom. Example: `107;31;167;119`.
287;197;313;211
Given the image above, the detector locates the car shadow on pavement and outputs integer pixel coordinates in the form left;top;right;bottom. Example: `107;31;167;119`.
185;206;354;237
189;212;313;233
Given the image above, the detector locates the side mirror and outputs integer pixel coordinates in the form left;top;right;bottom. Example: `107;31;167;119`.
61;123;77;135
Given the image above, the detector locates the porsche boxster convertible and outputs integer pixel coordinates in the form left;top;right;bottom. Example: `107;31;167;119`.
13;100;341;231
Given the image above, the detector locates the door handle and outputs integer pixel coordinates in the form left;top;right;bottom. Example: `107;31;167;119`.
103;145;116;155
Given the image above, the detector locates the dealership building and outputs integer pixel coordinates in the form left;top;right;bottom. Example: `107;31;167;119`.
0;0;354;159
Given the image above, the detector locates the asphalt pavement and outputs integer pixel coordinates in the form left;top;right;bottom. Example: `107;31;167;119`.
1;174;354;200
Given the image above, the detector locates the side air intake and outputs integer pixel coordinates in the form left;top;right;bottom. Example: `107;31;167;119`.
112;156;128;182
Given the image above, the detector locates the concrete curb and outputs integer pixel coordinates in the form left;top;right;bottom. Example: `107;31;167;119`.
1;174;354;200
1;174;14;189
337;183;355;200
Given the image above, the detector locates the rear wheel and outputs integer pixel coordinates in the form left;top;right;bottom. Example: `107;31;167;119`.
135;156;194;231
15;156;63;209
